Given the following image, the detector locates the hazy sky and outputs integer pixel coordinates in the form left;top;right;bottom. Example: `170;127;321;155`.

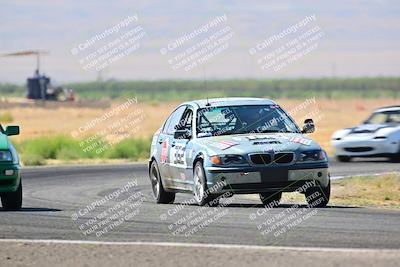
1;0;399;84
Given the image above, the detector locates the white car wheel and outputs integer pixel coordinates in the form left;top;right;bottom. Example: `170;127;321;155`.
193;163;205;203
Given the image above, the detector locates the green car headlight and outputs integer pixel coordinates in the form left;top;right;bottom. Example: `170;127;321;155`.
298;150;326;162
0;151;12;161
210;154;247;166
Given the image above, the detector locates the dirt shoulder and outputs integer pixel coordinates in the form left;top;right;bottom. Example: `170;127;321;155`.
244;174;400;209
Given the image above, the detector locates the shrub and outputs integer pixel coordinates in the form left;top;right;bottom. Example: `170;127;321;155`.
105;138;151;160
21;154;45;166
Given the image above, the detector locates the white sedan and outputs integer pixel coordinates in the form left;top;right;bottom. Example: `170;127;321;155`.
331;106;400;162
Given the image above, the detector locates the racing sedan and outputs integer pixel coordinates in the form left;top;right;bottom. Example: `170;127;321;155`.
149;98;330;207
0;124;22;210
332;105;400;162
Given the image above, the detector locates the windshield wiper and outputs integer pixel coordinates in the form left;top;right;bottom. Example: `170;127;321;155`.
254;129;286;133
253;129;300;134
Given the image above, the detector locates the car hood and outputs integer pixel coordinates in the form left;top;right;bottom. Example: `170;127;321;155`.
332;123;400;140
0;133;9;150
349;123;396;134
196;133;321;155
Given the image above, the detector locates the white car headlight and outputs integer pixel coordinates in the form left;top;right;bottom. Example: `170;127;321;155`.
0;151;12;161
298;150;326;162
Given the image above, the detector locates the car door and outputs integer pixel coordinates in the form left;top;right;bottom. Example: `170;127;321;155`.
156;105;187;187
169;107;194;190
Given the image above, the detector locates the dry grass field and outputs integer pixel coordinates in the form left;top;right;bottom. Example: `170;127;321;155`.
244;174;400;209
0;98;398;155
331;174;400;208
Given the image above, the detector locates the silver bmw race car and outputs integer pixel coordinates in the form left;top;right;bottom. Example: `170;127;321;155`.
148;98;330;207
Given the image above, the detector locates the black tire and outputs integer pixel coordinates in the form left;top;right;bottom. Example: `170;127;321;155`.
1;180;22;210
390;151;400;163
149;161;175;204
305;180;330;208
259;191;282;207
337;156;351;162
193;161;217;206
390;155;400;163
207;196;220;207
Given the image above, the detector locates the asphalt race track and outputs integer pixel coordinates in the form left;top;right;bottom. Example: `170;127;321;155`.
0;159;399;266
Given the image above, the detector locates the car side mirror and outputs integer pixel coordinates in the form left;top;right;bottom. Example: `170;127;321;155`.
301;119;315;134
5;126;20;136
174;129;191;140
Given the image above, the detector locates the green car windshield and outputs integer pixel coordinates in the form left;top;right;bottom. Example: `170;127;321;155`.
196;105;300;137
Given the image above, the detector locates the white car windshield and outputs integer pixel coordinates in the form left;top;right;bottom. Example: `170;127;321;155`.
365;110;400;124
196;105;300;137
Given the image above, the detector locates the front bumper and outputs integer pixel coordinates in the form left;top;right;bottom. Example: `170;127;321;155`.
332;137;399;157
0;164;21;193
204;163;329;194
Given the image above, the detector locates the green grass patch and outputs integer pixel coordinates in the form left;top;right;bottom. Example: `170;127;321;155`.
18;135;151;166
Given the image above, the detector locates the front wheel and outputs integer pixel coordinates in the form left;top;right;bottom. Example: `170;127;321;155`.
305;180;330;208
1;180;22;210
337;156;351;162
193;161;218;206
149;161;175;204
390;154;400;163
390;148;400;162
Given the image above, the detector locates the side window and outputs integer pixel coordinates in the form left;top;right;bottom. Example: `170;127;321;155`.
163;106;187;135
162;115;174;134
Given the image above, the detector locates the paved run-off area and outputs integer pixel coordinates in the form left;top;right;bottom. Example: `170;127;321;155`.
0;240;399;267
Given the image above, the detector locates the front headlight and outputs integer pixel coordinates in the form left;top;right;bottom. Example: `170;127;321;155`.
0;151;12;161
210;154;247;166
298;150;326;162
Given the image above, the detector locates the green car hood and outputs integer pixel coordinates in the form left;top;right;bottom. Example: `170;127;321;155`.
0;133;10;150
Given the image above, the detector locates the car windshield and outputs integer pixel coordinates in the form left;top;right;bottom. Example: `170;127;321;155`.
365;110;400;124
196;105;300;137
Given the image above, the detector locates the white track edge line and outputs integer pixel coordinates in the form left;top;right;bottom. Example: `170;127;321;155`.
0;239;398;253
